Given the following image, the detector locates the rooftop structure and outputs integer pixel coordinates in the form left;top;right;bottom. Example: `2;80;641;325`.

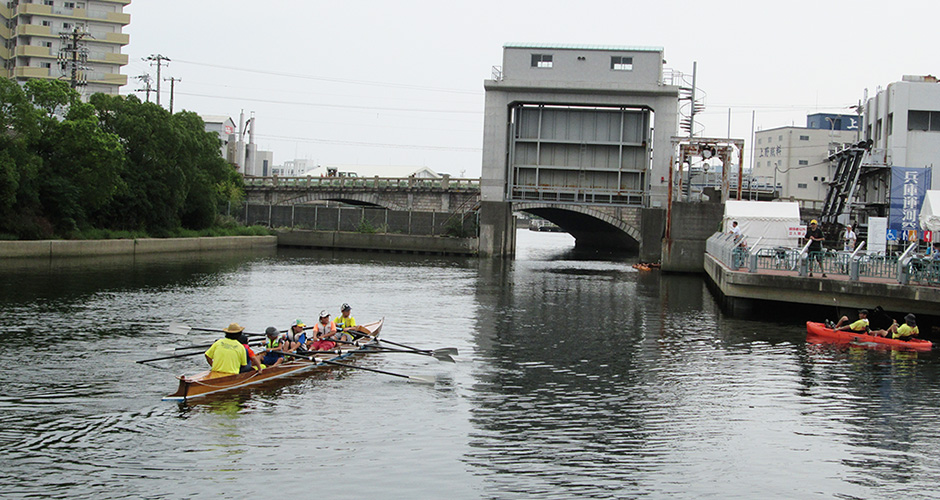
0;0;131;96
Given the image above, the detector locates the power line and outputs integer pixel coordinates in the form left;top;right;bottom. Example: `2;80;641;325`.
253;133;481;153
172;59;481;95
174;91;482;114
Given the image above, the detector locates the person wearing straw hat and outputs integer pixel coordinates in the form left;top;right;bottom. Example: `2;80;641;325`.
204;323;249;374
873;313;919;340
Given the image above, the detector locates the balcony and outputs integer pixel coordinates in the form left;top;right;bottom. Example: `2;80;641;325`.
15;25;54;37
101;32;130;45
15;45;53;58
13;66;51;78
86;72;127;86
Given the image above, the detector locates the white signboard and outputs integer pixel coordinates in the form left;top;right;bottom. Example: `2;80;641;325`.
869;217;888;253
788;226;807;238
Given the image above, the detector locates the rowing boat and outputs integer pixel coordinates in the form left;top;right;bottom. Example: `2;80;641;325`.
163;318;384;401
805;321;933;351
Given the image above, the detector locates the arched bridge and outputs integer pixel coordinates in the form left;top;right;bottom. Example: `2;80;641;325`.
515;203;644;251
243;176;481;212
243;176;654;253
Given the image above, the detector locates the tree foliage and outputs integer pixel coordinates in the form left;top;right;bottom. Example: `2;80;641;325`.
0;80;244;239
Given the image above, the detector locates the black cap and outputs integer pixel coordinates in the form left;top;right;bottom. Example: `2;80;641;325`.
905;313;916;326
858;309;868;315
238;334;249;344
265;326;279;336
341;303;351;311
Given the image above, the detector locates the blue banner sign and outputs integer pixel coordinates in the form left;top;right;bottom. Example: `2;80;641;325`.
889;167;932;233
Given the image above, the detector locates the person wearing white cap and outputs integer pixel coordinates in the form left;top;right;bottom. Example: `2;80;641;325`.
308;310;339;351
843;225;857;252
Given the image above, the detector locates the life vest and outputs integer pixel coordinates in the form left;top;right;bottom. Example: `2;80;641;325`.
312;321;336;338
266;337;281;349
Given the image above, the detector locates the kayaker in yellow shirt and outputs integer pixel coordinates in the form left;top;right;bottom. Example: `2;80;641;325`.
204;323;249;374
872;314;919;340
830;309;870;333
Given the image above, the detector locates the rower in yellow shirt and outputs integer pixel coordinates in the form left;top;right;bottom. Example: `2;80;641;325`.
335;303;356;342
873;314;919;340
204;323;249;374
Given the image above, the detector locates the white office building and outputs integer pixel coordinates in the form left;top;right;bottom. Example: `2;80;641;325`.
752;115;860;204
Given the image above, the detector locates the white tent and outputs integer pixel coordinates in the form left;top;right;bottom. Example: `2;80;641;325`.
919;190;940;231
722;201;803;251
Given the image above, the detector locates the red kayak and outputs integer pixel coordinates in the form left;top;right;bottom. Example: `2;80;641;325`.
806;321;933;351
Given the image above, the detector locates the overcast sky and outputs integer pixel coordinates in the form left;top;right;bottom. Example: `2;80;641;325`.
123;0;936;177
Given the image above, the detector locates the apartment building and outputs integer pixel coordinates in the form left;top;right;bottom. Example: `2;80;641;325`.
0;0;130;96
864;75;940;189
752;113;860;203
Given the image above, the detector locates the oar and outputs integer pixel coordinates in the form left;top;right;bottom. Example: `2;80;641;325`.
378;338;458;356
321;359;436;384
136;350;207;364
329;338;456;362
279;352;435;383
353;347;456;363
169;322;278;337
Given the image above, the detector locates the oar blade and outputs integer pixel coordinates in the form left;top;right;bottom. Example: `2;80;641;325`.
408;374;437;384
168;322;192;335
431;353;456;363
433;348;458;356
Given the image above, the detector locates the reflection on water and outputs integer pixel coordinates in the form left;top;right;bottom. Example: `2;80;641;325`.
0;231;938;499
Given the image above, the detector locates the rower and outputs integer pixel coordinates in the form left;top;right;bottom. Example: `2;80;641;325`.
335;303;356;342
204;323;249;375
830;309;870;333
238;333;265;372
261;326;287;367
285;319;306;352
308;310;339;351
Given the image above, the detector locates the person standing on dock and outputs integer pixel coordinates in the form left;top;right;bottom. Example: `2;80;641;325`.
805;220;826;278
204;323;249;374
843;225;857;252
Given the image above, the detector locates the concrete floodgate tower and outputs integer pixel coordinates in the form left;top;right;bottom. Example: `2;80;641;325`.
480;43;680;257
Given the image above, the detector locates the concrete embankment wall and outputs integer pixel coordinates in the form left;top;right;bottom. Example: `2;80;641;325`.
661;202;724;272
278;229;477;256
0;236;277;258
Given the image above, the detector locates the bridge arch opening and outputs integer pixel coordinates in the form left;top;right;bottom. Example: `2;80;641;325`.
519;206;640;252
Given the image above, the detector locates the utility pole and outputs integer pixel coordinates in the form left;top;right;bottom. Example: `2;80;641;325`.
145;54;170;107
58;26;90;89
165;77;181;113
136;74;153;102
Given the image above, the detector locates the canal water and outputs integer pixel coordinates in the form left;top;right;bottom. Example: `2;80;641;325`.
1;230;938;499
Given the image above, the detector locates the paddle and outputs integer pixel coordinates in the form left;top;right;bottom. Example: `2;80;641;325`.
140;340;266;364
328;338;456;362
279;352;436;384
353;346;455;363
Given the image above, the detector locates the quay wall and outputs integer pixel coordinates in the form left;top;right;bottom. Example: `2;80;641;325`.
704;253;940;317
0;236;277;259
661;202;724;272
278;230;477;256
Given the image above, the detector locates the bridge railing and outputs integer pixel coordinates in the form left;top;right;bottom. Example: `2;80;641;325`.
228;203;479;238
244;175;481;191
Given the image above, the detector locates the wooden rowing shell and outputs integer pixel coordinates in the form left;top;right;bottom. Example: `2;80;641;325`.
163;318;384;401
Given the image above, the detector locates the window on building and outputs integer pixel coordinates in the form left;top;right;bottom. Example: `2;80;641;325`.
887;113;893;136
779;135;783;141
909;111;929;131
799;135;809;141
62;23;72;29
757;138;762;144
531;54;553;68
876;118;883;142
610;56;633;71
43;0;52;5
797;183;808;189
64;1;74;7
43;41;51;47
40;62;51;68
798;160;808;165
41;20;51;26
